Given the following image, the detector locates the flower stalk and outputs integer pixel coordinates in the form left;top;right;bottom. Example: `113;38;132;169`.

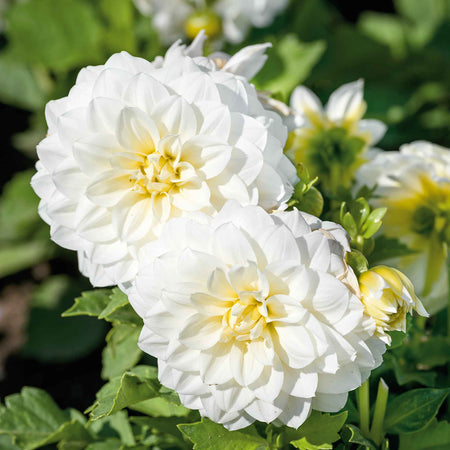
357;379;370;437
369;378;389;445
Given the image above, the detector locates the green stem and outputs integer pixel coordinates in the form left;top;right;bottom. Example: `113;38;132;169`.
369;378;389;446
357;379;370;437
447;251;450;415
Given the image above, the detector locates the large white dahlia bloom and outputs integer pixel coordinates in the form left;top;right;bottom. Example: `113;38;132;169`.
356;141;450;313
126;202;385;430
31;40;297;287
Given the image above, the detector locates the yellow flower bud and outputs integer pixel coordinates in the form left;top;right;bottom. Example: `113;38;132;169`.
185;10;222;41
359;266;428;343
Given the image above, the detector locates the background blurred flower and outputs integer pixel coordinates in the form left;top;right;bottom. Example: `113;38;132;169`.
126;202;385;430
359;266;428;344
134;0;288;45
31;41;297;288
356;141;450;313
285;80;386;195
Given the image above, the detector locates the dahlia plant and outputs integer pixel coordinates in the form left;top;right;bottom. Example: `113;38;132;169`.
0;1;449;449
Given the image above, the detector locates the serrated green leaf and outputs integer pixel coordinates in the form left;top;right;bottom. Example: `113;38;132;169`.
0;388;91;450
62;290;112;318
253;35;325;98
399;418;450;450
7;0;103;72
88;366;161;421
385;388;449;434
99;289;142;326
289;411;348;449
340;424;377;450
101;324;142;380
178;418;268;450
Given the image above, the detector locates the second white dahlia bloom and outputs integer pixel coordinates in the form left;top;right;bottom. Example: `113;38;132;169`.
356;141;450;313
126;202;385;430
31;40;297;287
285;80;386;194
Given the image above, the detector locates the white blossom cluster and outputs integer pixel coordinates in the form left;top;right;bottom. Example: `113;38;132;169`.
32;34;388;430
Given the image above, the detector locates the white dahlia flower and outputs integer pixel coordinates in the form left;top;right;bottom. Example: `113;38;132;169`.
125;202;385;430
31;39;297;287
285;80;386;194
355;141;450;313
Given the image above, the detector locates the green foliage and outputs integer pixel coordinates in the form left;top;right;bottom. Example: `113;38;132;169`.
340;424;377;449
253;34;325;99
21;276;107;363
289;164;324;216
87;366;161;421
7;0;103;72
101;324;142;380
0;387;92;449
288;411;348;449
178;418;268;449
0;170;55;277
64;288;142;326
384;388;449;434
399;418;450;450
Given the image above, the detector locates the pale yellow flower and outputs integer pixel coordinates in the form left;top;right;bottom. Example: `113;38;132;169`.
359;266;428;344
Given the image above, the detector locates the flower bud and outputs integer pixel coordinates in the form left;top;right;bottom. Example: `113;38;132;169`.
359;265;428;343
185;10;222;40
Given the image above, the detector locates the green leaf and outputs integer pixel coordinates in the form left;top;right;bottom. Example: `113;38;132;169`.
0;435;20;450
7;0;103;72
350;198;371;228
340;424;377;450
131;397;190;418
384;388;449;434
62;290;112;318
63;288;141;326
399;419;450;450
289;411;348;449
22;278;107;363
98;289;142;326
361;207;387;238
387;330;407;349
99;0;136;54
342;212;358;238
101;324;142;380
369;236;417;265
0;388;92;450
411;337;450;368
0;170;42;242
87;366;161;421
0;241;54;278
178;418;268;450
359;12;408;59
253;35;325;98
0;53;45;110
